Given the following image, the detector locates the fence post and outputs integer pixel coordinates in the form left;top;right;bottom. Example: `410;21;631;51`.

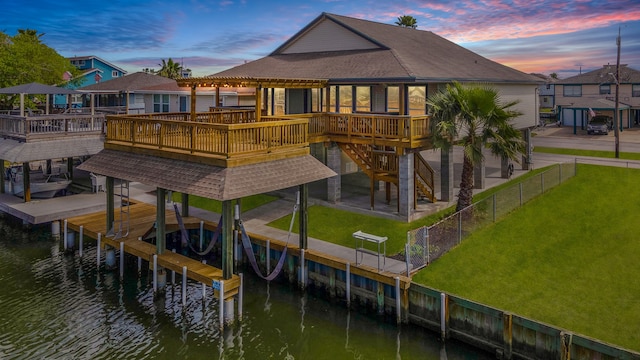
519;182;523;207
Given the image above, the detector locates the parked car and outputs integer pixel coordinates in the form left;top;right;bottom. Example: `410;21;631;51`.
587;115;612;135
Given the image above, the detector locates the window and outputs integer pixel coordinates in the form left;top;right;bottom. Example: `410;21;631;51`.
633;84;640;97
386;86;399;113
112;71;119;77
563;85;582;97
599;84;611;95
153;94;170;112
408;86;427;115
273;88;285;115
355;86;370;112
338;86;352;113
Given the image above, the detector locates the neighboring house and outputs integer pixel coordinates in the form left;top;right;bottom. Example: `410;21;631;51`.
79;72;252;114
555;64;640;130
179;12;542;218
532;73;557;109
55;55;128;108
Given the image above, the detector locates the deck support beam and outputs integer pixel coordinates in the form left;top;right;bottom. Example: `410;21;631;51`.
156;188;166;254
106;176;114;233
326;143;341;203
222;200;233;279
398;153;414;218
22;162;30;202
298;184;308;250
181;193;189;217
440;148;454;202
0;159;5;194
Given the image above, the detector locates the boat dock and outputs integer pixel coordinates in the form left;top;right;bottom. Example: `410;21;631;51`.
63;200;241;300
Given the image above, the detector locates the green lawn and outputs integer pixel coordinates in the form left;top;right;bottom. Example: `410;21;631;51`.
171;193;279;213
412;164;640;351
534;146;640;160
267;166;555;255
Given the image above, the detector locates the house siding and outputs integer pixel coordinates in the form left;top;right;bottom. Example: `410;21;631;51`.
494;84;539;129
280;18;379;54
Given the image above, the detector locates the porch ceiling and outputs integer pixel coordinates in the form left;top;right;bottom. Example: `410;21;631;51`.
177;76;328;89
77;149;336;201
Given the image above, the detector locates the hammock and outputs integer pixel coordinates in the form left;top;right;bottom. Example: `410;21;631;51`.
241;193;299;281
239;221;288;281
173;203;221;256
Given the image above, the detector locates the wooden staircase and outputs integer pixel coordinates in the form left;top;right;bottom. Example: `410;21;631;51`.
414;152;437;203
337;143;436;203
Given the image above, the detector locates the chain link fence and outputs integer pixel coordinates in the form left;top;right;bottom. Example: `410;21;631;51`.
405;161;576;274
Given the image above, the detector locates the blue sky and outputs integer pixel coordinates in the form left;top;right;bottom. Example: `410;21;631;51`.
2;0;639;79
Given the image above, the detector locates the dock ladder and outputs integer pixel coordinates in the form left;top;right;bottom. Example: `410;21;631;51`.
106;180;130;240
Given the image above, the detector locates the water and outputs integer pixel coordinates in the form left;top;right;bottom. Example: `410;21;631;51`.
0;217;491;359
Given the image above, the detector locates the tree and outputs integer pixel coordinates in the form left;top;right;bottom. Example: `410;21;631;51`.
427;82;525;211
0;29;80;109
549;73;559;80
156;58;189;79
395;15;417;29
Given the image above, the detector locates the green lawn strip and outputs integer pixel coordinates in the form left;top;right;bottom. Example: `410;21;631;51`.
534;146;640;160
267;167;556;255
413;164;640;351
171;193;279;213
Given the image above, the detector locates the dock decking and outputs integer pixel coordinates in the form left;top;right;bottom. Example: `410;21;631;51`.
64;201;240;299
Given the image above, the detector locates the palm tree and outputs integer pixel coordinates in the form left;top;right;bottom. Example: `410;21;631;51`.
156;58;185;79
427;82;525;211
395;15;417;29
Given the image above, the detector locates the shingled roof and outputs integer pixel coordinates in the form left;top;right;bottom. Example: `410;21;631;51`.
556;64;640;85
212;13;539;84
78;150;336;201
79;72;175;92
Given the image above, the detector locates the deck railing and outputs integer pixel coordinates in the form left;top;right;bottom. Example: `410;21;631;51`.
106;116;308;159
263;113;430;144
0;113;105;141
127;110;256;124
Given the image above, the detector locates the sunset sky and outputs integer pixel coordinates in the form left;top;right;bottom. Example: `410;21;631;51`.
2;0;639;79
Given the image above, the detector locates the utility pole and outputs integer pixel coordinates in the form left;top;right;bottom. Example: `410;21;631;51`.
614;27;621;158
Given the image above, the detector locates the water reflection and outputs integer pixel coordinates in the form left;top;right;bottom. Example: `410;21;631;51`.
0;219;491;359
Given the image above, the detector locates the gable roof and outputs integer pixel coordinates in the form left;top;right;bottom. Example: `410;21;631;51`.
78;72;175;92
556;64;640;85
68;55;128;75
213;13;540;84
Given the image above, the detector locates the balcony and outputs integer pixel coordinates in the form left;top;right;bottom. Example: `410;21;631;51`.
103;111;432;168
0;113;105;142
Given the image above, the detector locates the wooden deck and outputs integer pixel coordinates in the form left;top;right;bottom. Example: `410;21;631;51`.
64;201;240;299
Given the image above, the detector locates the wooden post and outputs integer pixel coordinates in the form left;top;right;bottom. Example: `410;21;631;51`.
215;87;220;108
67;157;73;179
156;188;166;254
299;184;308;250
503;312;513;359
190;85;197;121
255;86;262;122
0;159;5;194
106;176;114;234
22;162;30;202
181;193;189;217
222;200;233;279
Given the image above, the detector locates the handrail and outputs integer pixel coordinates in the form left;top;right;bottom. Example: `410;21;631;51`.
414;152;436;202
106;116;308;158
0;113;105;141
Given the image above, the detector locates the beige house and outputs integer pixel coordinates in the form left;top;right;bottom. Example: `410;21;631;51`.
555;64;640;132
179;12;542;220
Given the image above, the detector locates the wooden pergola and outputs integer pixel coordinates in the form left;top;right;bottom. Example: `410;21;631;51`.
177;76;328;122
